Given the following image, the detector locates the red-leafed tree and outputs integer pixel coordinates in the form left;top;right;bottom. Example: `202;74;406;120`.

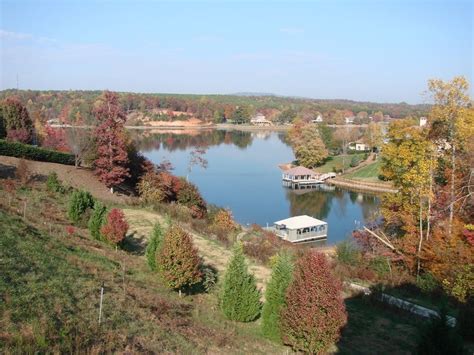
0;97;33;143
42;125;69;152
157;225;202;295
101;208;129;246
281;250;347;354
93;91;130;191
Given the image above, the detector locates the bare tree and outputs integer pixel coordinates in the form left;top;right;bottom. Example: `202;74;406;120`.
66;127;95;168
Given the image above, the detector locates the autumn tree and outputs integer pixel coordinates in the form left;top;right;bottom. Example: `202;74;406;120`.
93;91;130;191
281;250;347;353
0;97;33;143
428;77;471;236
288;122;328;168
101;208;129;246
262;252;293;342
363;122;383;151
157;225;202;295
66;126;95;168
42;125;69;152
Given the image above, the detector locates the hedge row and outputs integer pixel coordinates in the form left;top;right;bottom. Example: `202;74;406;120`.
0;139;75;165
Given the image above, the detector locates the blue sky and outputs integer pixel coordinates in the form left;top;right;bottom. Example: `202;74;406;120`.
1;0;472;103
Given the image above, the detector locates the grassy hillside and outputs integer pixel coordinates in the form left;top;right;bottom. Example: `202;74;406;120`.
0;188;282;353
344;160;382;182
314;153;367;173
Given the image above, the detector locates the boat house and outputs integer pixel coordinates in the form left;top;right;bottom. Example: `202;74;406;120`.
282;166;322;189
272;215;328;243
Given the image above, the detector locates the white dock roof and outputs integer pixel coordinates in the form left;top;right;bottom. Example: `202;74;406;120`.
274;215;326;229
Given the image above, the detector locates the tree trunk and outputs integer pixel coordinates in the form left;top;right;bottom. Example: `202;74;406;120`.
417;196;424;278
448;143;455;237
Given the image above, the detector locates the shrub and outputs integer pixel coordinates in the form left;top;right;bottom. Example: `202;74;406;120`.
201;264;218;293
336;240;361;266
87;202;108;240
417;307;464;355
0;139;75;165
67;190;95;223
176;179;207;219
220;243;261;322
101;209;129;246
369;256;391;278
281;250;347;354
416;272;439;294
157;225;202;293
442;265;474;303
145;222;164;271
349;155;359;168
262;252;293;342
46;172;65;193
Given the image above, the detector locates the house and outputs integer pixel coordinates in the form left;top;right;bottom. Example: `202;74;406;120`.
349;140;369;151
281;166;322;189
419;117;427;127
311;114;323;123
272;215;328;243
345;116;355;124
250;113;273;126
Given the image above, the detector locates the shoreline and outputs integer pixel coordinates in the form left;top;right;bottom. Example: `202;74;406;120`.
327;177;397;194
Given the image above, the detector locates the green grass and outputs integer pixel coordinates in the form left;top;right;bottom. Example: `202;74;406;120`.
0;183;284;354
314;153;367;173
344;160;382;182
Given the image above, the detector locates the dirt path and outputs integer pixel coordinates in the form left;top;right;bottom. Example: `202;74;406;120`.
123;208;272;292
0;156;129;204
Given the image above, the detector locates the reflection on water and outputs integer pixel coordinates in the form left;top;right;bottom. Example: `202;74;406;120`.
134;129;380;245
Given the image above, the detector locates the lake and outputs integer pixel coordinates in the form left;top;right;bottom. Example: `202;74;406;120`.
134;129;380;245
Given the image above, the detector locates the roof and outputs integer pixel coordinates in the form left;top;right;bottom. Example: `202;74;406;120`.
274;215;327;229
283;166;316;176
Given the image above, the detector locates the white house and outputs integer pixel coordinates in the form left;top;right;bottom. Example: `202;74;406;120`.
250;113;272;126
345;116;355;124
311;114;323;123
349;140;369;151
419;117;427;127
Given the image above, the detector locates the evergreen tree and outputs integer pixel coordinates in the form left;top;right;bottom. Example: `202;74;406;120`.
220;243;261;322
87;201;108;240
157;225;202;294
262;252;293;342
145;222;164;271
67;190;95;223
281;250;347;353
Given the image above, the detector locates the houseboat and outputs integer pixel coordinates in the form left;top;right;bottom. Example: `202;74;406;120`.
270;215;328;243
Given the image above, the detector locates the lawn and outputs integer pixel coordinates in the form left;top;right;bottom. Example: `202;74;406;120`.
344;160;382;182
314;153;367;173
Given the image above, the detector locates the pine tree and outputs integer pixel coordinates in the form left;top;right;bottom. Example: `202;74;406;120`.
220;243;261;322
281;250;347;354
88;201;108;240
157;225;202;294
145;222;164;271
262;252;293;342
67;190;95;223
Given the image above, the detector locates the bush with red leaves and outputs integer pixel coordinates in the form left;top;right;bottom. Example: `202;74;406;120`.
281;250;347;354
101;208;129;245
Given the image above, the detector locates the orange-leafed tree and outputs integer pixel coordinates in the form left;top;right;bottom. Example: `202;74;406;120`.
157;225;202;295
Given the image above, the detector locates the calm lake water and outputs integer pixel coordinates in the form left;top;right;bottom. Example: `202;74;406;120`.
134;129;380;245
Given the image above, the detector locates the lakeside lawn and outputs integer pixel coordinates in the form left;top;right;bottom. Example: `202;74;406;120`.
314;153;367;173
344;160;382;182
